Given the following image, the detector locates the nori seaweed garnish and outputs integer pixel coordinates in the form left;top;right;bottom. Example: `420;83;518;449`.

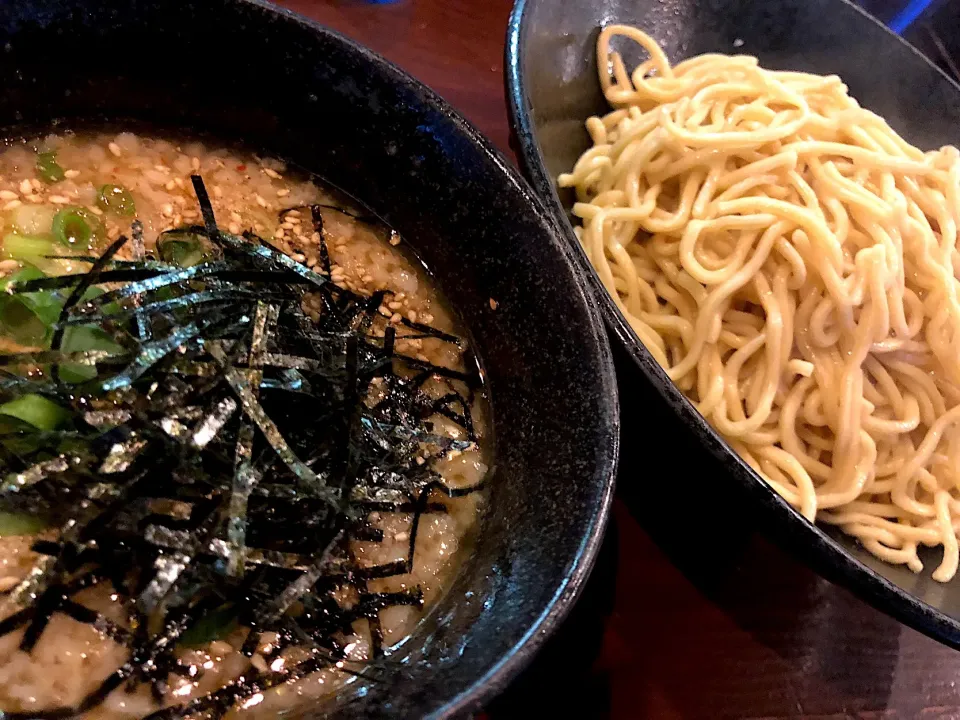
0;176;486;719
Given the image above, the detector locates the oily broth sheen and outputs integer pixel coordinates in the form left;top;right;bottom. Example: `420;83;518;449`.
0;132;488;719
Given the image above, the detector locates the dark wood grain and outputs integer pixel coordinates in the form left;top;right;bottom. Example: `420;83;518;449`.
276;1;960;717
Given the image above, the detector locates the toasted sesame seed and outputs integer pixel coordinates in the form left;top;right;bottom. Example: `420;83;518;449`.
255;194;268;208
108;142;122;157
276;188;290;198
489;298;498;310
307;258;317;268
274;228;285;239
30;179;42;191
263;168;281;179
26;194;42;204
390;313;402;324
165;180;176;191
0;190;18;201
89;206;103;216
2;199;21;210
285;209;301;218
191;157;201;171
18;179;32;195
388;301;402;310
161;203;174;217
389;231;401;246
213;185;223;198
154;164;170;173
420;312;433;324
361;274;373;283
230;212;243;223
281;222;295;231
107;226;120;240
49;195;70;205
407;311;417;322
173;214;183;226
63;169;81;179
228;222;241;234
378;306;392;318
293;253;306;262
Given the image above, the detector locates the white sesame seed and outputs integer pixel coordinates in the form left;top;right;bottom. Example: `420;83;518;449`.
285;209;301;218
416;353;429;362
30;179;41;191
281;221;295;231
108;142;122;157
389;231;401;246
174;177;185;189
276;189;290;197
407;311;417;323
255;195;268;208
274;228;285;239
63;169;80;179
154;164;170;174
173;214;183;226
49;195;70;205
390;313;402;324
191;157;201;171
230;211;242;223
26;194;42;204
263;168;281;179
362;274;373;283
89;206;103;216
2;199;21;210
292;253;305;262
228;222;241;234
0;190;18;201
165;180;176;191
420;312;433;323
213;185;223;198
18;179;32;195
388;301;402;310
107;226;120;240
161;203;174;217
0;259;21;272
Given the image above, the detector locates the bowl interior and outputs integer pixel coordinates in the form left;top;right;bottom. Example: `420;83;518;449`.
507;0;960;644
0;0;618;716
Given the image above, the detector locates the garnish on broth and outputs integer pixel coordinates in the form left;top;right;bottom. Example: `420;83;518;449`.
0;175;485;719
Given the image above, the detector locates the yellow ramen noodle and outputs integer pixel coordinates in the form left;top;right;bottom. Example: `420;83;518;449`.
560;25;960;581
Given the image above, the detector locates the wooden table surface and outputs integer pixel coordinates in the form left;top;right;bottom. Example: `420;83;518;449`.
276;1;960;717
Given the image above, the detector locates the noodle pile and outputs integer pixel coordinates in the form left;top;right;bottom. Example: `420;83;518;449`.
560;25;960;581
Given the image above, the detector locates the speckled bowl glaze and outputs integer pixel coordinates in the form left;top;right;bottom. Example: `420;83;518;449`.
506;0;960;648
0;0;619;716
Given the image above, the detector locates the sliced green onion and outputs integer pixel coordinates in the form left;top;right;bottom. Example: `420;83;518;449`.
0;511;48;537
158;233;209;267
0;394;70;430
178;603;240;647
52;207;103;248
36;151;65;184
2;233;56;261
96;184;136;217
8;204;57;236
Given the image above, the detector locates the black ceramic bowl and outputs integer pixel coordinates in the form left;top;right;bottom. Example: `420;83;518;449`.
506;0;960;648
0;0;619;717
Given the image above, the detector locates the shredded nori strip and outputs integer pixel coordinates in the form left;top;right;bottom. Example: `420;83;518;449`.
0;177;486;719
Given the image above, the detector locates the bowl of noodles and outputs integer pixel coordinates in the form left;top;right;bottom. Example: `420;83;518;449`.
0;0;619;717
507;0;960;646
